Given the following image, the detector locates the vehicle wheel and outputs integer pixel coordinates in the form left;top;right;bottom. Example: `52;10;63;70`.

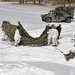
46;18;52;23
66;18;71;23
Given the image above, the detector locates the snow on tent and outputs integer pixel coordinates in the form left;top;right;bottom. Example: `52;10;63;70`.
1;21;49;46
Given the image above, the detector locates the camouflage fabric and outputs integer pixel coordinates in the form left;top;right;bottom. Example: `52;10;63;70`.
2;21;49;46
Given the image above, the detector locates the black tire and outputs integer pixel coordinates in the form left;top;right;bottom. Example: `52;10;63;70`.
66;18;71;23
46;17;52;23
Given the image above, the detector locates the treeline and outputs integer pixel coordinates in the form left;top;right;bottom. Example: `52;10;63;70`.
18;0;43;4
1;0;75;6
53;0;75;6
2;0;43;4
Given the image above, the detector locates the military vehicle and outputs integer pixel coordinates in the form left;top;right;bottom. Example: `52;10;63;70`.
41;6;74;23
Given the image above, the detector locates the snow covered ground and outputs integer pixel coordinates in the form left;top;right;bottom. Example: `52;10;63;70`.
0;2;75;75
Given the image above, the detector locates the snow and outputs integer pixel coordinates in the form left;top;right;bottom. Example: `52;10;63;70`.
0;2;75;75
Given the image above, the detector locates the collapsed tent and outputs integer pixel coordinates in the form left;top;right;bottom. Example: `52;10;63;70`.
2;21;75;61
2;21;49;46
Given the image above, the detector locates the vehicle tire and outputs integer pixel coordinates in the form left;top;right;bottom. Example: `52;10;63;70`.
66;18;71;23
46;17;52;23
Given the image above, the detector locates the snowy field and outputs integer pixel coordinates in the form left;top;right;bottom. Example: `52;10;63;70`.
0;2;75;75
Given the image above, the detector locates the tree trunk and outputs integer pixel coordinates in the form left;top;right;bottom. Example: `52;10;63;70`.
39;0;41;4
33;0;36;4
